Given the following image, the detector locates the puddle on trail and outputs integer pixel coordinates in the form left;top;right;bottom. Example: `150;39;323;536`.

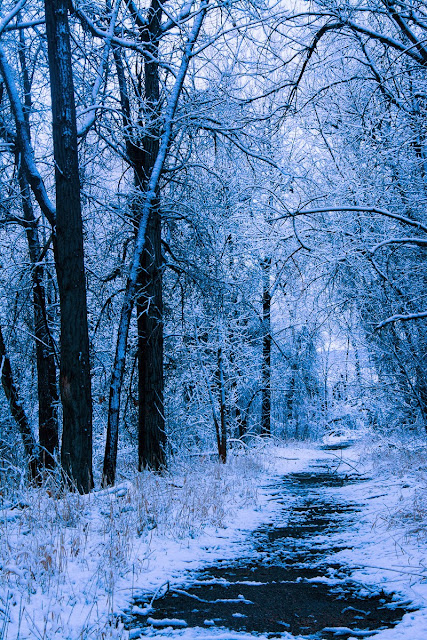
128;459;412;639
320;440;355;451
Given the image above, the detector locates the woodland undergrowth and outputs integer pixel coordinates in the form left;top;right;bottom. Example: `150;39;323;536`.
0;447;264;639
366;430;427;542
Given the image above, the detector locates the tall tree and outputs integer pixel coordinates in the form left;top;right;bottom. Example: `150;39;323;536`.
103;1;208;485
131;0;166;471
0;82;59;468
16;21;58;467
260;257;272;436
18;167;59;468
44;0;93;492
0;7;93;489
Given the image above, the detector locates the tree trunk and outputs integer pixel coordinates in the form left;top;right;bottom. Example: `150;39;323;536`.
231;374;245;438
135;0;166;471
44;0;93;492
261;257;271;436
103;2;207;485
18;167;59;468
136;208;166;470
216;347;227;462
0;325;38;478
15;30;59;469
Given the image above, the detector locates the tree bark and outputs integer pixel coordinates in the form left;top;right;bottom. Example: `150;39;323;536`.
216;346;227;462
44;0;93;492
136;206;166;470
135;0;166;471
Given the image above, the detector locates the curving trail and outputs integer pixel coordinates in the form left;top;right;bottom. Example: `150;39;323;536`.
128;443;414;639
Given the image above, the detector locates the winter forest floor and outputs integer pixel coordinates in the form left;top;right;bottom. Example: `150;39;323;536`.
1;433;427;639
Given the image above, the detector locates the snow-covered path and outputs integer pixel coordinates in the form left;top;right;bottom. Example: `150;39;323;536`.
2;439;427;639
126;441;427;640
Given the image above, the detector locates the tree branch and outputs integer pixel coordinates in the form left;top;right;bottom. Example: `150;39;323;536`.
371;237;427;252
273;207;427;233
376;311;427;329
0;45;56;226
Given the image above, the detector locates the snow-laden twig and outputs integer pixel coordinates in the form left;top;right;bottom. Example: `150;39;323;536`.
149;581;170;608
272;207;427;234
376;311;427;329
77;0;122;137
0;46;56;225
354;564;427;579
371;237;427;252
0;0;27;35
0;0;27;36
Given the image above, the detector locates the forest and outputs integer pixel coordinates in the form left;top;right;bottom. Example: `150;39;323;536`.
1;0;427;638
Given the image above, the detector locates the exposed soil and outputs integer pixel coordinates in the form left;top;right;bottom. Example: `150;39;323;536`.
129;446;413;638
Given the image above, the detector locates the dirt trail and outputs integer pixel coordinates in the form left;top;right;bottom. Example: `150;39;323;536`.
129;443;413;638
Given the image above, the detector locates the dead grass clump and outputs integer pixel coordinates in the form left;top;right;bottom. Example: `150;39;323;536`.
367;432;427;541
0;446;265;639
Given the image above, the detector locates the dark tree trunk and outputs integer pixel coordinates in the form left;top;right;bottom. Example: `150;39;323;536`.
101;48;129;487
0;325;38;478
135;0;166;471
18;167;59;468
15;30;59;469
44;0;93;492
102;1;207;485
261;257;271;436
136;207;166;470
228;329;245;439
216;347;227;463
231;375;245;439
238;410;247;438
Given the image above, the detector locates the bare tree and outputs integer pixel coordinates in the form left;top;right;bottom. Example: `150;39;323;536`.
102;0;208;485
0;0;93;491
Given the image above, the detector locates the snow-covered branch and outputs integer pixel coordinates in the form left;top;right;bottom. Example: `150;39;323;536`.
0;45;56;226
77;0;122;137
376;311;427;329
371;237;427;252
0;0;27;36
273;207;427;234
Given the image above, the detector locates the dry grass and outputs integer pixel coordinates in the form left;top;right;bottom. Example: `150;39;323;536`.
366;432;427;541
0;447;265;639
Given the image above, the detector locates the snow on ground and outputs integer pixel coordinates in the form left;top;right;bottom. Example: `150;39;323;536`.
1;436;427;639
0;445;312;639
321;436;427;640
